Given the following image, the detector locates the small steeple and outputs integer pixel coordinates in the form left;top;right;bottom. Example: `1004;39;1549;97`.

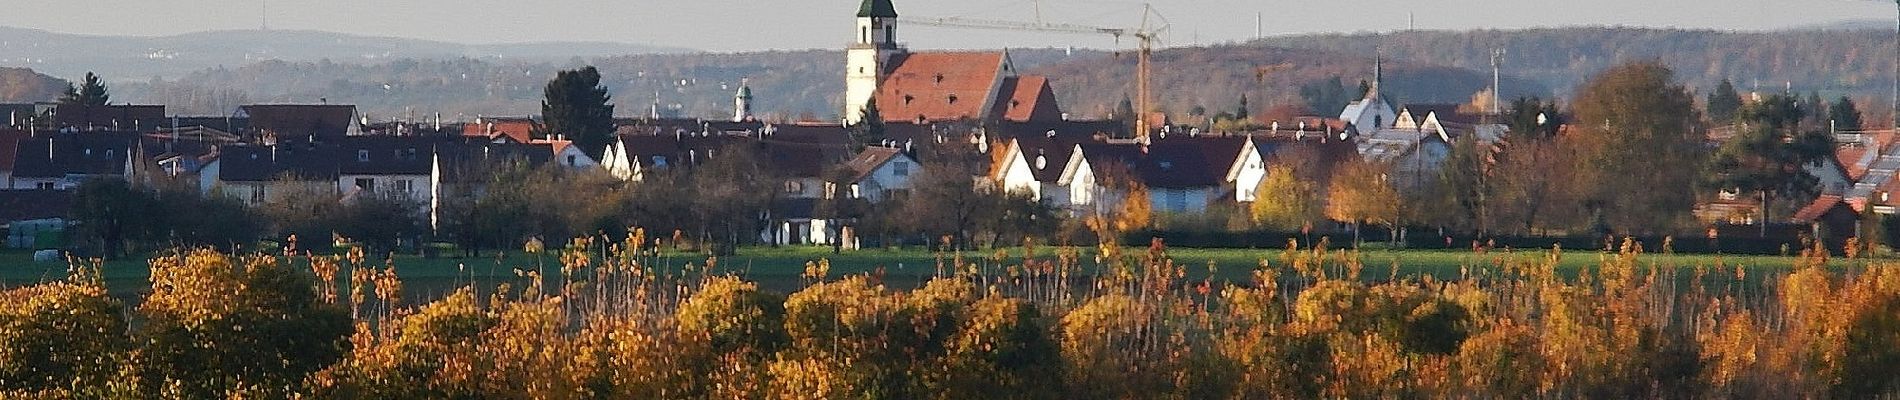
733;78;755;122
858;0;898;18
1370;54;1383;99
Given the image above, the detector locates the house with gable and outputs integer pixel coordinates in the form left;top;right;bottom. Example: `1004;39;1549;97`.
239;104;361;143
836;146;918;203
6;132;139;190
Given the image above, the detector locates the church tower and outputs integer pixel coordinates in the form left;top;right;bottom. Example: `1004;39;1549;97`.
843;0;903;125
733;78;755;122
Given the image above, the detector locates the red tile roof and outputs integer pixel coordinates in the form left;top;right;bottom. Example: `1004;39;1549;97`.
875;52;1006;123
993;76;1061;122
1792;195;1845;223
463;117;538;143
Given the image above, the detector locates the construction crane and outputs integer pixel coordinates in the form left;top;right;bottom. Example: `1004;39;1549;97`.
911;4;1169;140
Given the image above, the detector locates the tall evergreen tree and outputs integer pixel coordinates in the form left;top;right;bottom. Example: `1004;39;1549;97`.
1504;96;1561;139
1804;91;1827;129
851;98;886;146
1831;96;1864;132
1707;79;1743;122
1235;94;1251;120
540;66;615;159
1708;93;1833;235
58;72;110;106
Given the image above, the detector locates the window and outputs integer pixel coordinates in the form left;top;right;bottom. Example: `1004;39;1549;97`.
354;178;375;191
785;180;805;194
250;186;265;203
357;150;370;162
850;183;862;199
393;179;413;194
36;182;54;190
892;160;909;176
822;182;837;199
653;156;668;168
566;155;577;166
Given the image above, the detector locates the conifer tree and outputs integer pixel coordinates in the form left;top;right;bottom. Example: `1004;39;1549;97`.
540;66;615;159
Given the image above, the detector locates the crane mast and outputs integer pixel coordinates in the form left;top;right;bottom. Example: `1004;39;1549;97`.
909;4;1167;141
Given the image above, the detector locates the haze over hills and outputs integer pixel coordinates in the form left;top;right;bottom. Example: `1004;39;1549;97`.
6;25;1897;123
0;26;692;82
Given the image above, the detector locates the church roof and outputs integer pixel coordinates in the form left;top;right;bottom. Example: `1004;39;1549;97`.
993;76;1062;122
874;52;1008;123
858;0;898;18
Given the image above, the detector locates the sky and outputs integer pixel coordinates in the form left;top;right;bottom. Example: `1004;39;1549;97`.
3;0;1893;52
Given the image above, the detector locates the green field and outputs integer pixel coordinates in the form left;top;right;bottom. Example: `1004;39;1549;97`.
0;244;1846;297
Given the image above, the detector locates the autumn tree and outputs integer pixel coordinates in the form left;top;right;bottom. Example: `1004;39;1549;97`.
1438;135;1496;235
131;250;352;398
1250;165;1319;231
903;142;991;250
1326;159;1399;246
0;269;127;397
540;66;615;158
1570;61;1704;234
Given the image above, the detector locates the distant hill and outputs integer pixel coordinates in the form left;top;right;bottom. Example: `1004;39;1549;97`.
1249;27;1894;105
90;26;1900;123
0;26;692;82
0;67;67;102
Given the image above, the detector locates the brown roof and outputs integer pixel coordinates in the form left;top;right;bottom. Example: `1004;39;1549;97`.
1792;195;1846;223
241;104;356;141
874;52;1006;123
10;132;139;179
761;124;857;178
993;76;1062;122
462;117;538;143
842;146;903;183
1078;138;1249;189
50;104;166;131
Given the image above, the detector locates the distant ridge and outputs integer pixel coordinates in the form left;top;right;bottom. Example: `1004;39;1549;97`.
0;26;693;82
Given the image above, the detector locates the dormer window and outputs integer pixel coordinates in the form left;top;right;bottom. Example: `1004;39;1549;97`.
947;94;958;104
903;95;915;105
933;74;944;84
357;150;370;162
1159;161;1174;170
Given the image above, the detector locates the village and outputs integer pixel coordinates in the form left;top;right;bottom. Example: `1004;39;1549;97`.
0;0;1880;259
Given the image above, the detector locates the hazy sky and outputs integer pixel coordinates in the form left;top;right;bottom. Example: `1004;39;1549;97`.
5;0;1892;51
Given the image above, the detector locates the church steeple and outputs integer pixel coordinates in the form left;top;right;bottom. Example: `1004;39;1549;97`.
734;78;755;122
844;0;905;125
